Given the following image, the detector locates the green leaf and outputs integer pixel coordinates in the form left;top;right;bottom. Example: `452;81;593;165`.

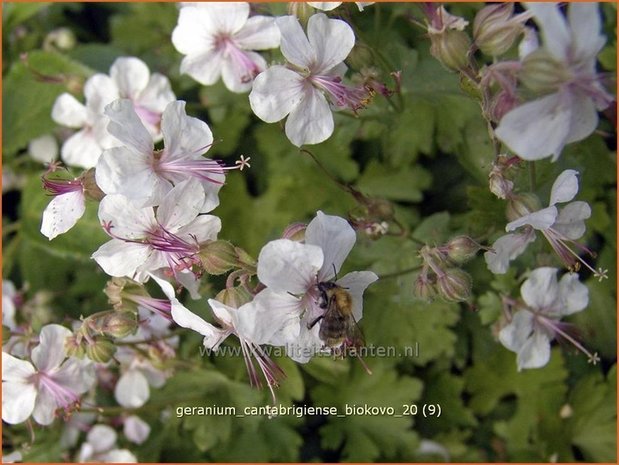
3;50;92;157
356;160;432;202
3;3;50;30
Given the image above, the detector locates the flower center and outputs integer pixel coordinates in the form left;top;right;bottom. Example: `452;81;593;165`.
35;371;80;410
214;33;261;84
310;75;371;113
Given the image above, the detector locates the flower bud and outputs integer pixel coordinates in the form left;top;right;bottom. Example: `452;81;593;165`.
99;311;137;339
489;171;514;200
519;49;570;95
199;240;238;275
288;2;313;26
65;334;86;359
43;28;76;51
81;168;105;201
473;4;530;56
85;337;116;363
430;29;471;72
215;286;253;308
414;274;438;301
437;268;472;302
281;222;307;241
445;236;483;264
366;197;395;221
506;193;542;222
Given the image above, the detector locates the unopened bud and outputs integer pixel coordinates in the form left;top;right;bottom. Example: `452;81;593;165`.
430;29;471;71
281;222;306;241
43;28;76;51
474;4;530;56
520;49;570;95
85;337;116;363
99;311;137;339
445;236;483;264
288;2;313;26
366;197;395;221
215;286;253;308
414;274;438;301
506;193;541;222
199;240;238;275
488;88;519;123
437;268;472;302
489;171;514;199
65;75;84;95
65;335;85;358
81;168;105;201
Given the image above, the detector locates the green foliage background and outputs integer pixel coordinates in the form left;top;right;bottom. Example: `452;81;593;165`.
2;2;616;462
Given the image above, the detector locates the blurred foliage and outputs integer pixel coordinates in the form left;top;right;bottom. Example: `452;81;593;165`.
2;2;616;463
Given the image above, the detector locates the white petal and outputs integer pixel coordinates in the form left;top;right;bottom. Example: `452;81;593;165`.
115;369;150;408
31;324;71;371
84;74;120;114
276;15;315;68
135;73;176;114
92;240;150;278
171;6;217;55
199;2;249;34
87;424;118;453
558;272;589;315
32;388;58;425
179;50;225;86
286;323;323;363
234;15;280;50
2;380;37;424
498;310;534;352
2;352;35;382
549;169;579;206
249;66;305;123
525;2;570;61
41;190;86;240
518;26;539;58
60;129;104;169
257;239;323;294
307;13;355;74
506;206;558;232
221;50;265;93
161;101;213;161
98;194;156;239
495;92;572;161
156;179;205;231
336;271;378;322
285;87;333;147
110;57;150;101
29;134;59;164
103;449;138;463
306;211;356;281
124;415;151;445
96;146;169;206
516;330;551;370
55;358;96;394
568;3;605;60
553;201;591;240
104;99;153;156
308;3;342;11
565;91;598;145
51;93;87;127
484;230;536;274
520;267;560;311
176;214;221;244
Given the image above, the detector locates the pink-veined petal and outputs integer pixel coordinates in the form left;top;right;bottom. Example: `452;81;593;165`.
98;194;156;239
32;388;58;425
176;214;221;244
221;50;266;93
257;239;324;294
41;190;85;241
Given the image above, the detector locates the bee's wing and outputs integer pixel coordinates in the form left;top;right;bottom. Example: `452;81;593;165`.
346;316;366;349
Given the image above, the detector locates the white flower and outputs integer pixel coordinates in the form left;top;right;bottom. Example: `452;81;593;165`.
40;169;87;240
2;280;18;330
257;211;378;362
77;424;137;463
152;275;297;402
2;324;95;425
172;2;280;92
95;99;227;210
485;170;604;279
92;178;221;282
495;3;613;160
249;13;369;147
499;267;589;370
114;350;167;409
308;2;374;12
52;57;175;168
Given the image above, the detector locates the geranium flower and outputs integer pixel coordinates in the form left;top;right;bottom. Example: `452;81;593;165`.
485;170;605;280
499;267;593;370
52;57;175;168
172;2;280;92
308;2;374;12
40;167;87;240
495;3;613;160
257;211;378;362
76;424;137;463
92;178;221;282
2;324;95;425
249;13;370;147
96;99;247;210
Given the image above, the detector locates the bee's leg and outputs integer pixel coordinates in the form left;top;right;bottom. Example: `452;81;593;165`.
307;315;324;329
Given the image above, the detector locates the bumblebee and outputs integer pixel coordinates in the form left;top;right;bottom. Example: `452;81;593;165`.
308;281;364;349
